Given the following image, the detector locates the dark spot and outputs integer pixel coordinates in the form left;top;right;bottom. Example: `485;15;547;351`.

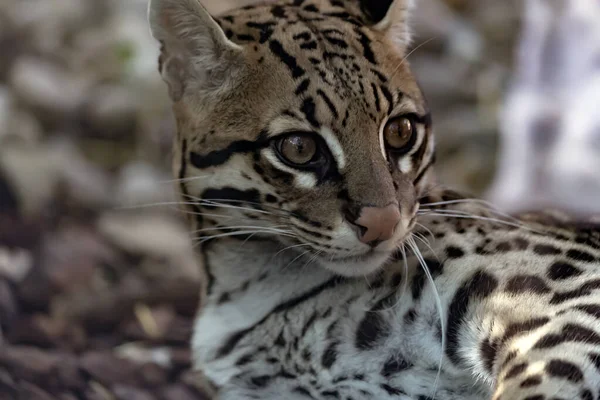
411;272;425;300
293;386;312;397
566;249;596;263
300;41;318;50
380;384;405;396
236;353;253;366
588;352;600;371
505;275;551;295
513;238;529;250
533;244;562;256
504;362;528;379
547;261;583;280
355;311;390;350
265;194;278;203
250;375;272;388
545;359;584;383
446;271;498;366
381;354;412;377
520;375;542;387
404;309;417;324
321;341;338;368
523;396;545;400
271;5;286;17
495;242;512;252
390;273;403;288
580;389;594;400
274;331;286;347
446;246;465;259
301;348;311;361
321;390;339;398
217;292;231;304
295;78;310;95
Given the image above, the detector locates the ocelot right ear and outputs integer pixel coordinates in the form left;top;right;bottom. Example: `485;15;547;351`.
359;0;415;54
148;0;244;101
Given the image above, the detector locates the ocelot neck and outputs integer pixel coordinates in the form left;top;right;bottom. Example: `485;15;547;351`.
193;238;339;364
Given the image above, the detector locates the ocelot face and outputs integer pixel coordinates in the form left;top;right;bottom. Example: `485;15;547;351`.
150;0;435;276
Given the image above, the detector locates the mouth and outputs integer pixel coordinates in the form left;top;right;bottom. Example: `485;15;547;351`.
327;249;378;263
316;248;394;277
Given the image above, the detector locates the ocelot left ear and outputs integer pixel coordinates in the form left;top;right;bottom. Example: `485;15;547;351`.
360;0;414;53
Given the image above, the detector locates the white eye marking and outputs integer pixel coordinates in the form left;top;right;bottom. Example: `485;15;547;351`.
379;117;389;161
263;151;317;188
397;157;413;173
319;127;346;170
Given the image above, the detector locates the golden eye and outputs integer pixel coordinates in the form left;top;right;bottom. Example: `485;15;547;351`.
278;134;317;165
384;117;415;151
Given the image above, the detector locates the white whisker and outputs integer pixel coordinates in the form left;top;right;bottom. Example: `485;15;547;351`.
408;236;444;399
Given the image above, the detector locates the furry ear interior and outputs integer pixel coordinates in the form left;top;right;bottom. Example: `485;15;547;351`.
148;0;243;100
361;0;414;53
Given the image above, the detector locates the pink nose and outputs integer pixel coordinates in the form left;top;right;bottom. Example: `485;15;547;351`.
354;204;401;244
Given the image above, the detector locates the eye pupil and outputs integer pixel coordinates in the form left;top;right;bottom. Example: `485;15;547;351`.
280;134;317;165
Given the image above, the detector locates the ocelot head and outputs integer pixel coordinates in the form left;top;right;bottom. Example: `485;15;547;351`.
149;0;435;276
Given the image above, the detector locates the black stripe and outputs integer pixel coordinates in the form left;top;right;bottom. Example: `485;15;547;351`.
301;97;320;127
356;30;376;64
534;323;600;349
190;133;269;169
371;83;381;112
380;85;394;115
446;271;498;366
317;90;339;119
200;187;261;207
411;132;429;168
216;277;344;359
269;40;305;78
295;79;310;95
413;158;434;186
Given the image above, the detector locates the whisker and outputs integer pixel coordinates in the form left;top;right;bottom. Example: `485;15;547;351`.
272;243;313;258
192;225;291;234
415;222;435;240
413;232;440;261
282;249;313;272
407;236;444;399
417;211;544;233
193;230;295;244
389;37;437;81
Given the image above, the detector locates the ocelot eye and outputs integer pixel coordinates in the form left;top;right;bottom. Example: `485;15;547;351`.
384;116;416;153
276;133;318;166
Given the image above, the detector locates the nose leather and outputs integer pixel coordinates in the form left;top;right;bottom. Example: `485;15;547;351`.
354;204;401;244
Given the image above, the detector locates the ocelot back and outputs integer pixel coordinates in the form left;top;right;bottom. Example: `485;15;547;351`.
148;0;600;399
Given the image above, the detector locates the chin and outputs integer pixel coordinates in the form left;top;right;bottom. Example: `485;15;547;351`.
316;250;393;277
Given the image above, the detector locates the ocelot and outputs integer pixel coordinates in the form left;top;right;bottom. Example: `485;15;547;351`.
148;0;600;398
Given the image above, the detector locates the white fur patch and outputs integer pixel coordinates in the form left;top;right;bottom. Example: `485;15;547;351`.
319;126;347;170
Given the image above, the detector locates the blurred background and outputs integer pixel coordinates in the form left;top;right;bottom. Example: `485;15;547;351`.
0;0;598;399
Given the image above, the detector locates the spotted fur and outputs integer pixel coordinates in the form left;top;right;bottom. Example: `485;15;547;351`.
149;0;600;399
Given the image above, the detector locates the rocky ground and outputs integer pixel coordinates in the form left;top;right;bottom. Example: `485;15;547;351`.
0;0;521;398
